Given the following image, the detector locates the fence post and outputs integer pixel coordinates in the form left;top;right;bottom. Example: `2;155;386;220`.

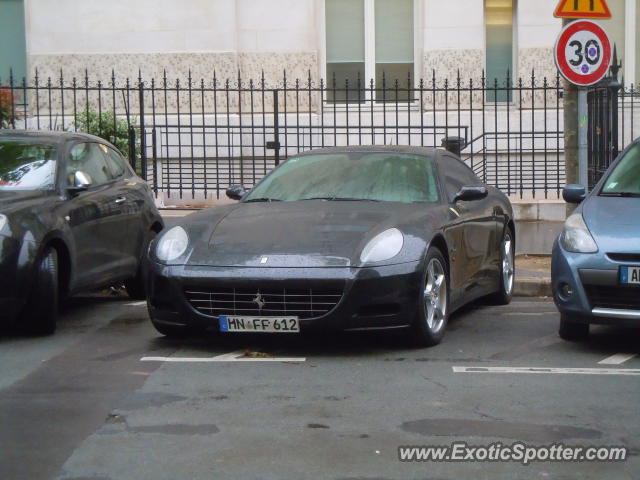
128;127;136;170
607;59;622;162
9;69;16;129
272;89;280;165
138;74;147;180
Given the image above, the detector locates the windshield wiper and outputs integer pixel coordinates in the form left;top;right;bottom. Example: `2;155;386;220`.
600;192;640;197
244;197;282;203
299;196;380;202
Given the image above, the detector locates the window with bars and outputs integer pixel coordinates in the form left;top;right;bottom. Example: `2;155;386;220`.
485;0;515;102
0;0;27;84
325;0;414;103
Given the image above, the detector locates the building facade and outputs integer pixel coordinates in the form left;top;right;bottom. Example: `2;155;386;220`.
0;0;638;86
1;0;638;205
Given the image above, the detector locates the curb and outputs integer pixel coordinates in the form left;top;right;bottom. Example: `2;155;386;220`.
514;276;552;297
160;209;199;217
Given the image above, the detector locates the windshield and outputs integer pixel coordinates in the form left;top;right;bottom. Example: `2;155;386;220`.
0;139;57;190
601;143;640;195
244;152;440;203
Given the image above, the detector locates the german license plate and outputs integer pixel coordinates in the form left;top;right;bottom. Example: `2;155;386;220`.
620;266;640;285
218;315;300;333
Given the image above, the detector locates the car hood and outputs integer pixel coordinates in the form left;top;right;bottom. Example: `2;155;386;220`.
183;200;440;267
583;196;640;253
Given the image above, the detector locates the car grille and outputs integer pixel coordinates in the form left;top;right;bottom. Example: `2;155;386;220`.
584;284;640;310
184;285;344;319
606;253;640;263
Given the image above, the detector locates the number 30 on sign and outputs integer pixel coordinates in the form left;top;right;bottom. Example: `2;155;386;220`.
554;20;612;86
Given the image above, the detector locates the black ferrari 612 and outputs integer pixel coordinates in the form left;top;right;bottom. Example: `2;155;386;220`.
147;146;514;346
0;130;163;334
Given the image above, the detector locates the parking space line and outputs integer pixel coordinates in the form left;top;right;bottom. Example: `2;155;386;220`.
125;301;147;307
497;312;557;316
453;366;640;376
598;353;638;365
141;350;306;363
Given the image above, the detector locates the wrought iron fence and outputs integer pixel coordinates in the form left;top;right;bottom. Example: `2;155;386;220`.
587;72;639;189
1;69;638;202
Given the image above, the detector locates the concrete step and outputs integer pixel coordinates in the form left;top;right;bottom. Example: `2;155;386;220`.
514;254;552;297
510;197;566;222
515;221;563;255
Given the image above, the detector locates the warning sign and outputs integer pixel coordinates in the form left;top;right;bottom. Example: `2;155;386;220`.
554;0;612;19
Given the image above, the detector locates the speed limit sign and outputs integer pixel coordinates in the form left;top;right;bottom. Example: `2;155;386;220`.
554;20;611;86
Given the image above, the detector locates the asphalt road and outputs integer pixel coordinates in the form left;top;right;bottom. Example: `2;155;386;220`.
1;296;639;480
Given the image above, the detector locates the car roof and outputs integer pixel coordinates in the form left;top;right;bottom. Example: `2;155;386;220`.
0;129;112;146
294;145;444;157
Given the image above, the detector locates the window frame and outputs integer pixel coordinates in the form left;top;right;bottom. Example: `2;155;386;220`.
319;0;422;106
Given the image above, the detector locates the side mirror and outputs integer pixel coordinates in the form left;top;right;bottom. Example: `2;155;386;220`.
453;185;488;203
67;171;92;195
226;184;247;200
562;184;586;204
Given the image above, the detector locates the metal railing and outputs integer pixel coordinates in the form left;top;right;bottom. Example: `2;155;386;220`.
1;69;638;201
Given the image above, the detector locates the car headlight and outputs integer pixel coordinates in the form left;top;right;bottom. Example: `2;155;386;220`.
360;228;404;263
0;214;6;231
156;226;189;261
560;213;598;253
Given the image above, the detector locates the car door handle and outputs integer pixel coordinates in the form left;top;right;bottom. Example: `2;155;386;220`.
114;196;126;204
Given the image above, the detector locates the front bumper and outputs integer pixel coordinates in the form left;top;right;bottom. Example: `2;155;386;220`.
551;238;640;326
147;260;423;333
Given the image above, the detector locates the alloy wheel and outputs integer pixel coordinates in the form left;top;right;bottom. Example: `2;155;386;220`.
423;258;447;332
502;233;514;295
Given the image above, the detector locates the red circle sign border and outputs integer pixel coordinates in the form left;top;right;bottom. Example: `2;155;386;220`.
554;20;611;86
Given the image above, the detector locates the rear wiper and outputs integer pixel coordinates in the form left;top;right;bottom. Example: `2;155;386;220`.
300;197;380;202
244;197;282;203
600;192;640;197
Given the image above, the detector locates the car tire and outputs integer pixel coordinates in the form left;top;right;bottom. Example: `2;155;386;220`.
488;226;515;305
410;247;449;347
125;230;158;300
22;247;59;335
559;314;589;341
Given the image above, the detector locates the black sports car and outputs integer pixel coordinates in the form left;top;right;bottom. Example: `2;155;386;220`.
147;146;514;346
0;130;163;334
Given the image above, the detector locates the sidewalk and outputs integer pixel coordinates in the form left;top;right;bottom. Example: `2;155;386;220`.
515;254;552;297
